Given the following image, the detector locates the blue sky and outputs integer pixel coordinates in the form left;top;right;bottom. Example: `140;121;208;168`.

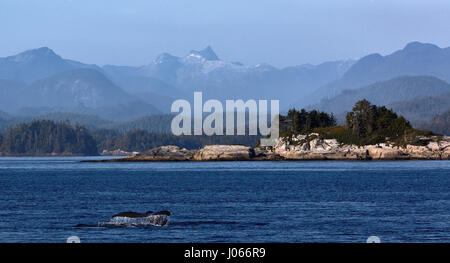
1;0;450;67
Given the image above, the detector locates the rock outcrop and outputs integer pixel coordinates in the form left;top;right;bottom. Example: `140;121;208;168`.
193;145;254;161
121;145;195;161
270;135;368;160
101;149;139;156
89;135;450;162
271;134;450;160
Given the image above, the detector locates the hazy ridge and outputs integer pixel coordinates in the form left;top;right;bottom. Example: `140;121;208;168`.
0;42;449;135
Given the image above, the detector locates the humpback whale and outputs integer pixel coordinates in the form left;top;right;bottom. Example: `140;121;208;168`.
98;210;171;227
111;210;171;218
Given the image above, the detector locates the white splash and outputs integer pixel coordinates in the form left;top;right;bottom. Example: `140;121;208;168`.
98;214;170;227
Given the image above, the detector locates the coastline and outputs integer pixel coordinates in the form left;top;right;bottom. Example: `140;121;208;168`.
85;135;450;162
0;153;98;157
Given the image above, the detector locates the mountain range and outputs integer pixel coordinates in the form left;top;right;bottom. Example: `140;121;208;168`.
310;76;450;124
102;46;355;108
0;45;355;116
296;42;450;107
0;42;450;134
0;47;100;83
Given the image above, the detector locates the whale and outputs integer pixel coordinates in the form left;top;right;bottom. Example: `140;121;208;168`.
98;210;171;227
111;211;153;218
111;210;171;218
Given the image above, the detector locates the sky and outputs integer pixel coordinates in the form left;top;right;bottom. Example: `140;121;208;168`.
1;0;450;67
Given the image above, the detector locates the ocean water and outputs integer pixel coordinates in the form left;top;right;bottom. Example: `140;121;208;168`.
0;157;449;243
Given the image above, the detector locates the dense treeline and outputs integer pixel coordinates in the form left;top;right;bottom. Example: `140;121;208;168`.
280;100;434;146
346;99;411;139
0;120;98;155
0;120;259;156
316;99;432;145
280;109;336;135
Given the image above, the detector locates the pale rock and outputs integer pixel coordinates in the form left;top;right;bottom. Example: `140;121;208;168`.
365;145;409;160
193;145;254;161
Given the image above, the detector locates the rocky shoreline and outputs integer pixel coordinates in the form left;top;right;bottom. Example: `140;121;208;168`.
87;135;450;162
0;152;93;157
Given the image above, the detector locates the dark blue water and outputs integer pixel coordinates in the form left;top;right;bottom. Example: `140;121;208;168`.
0;157;449;243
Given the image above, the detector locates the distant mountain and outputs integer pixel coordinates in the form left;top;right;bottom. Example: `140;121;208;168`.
0;47;100;83
0;46;355;116
26;68;136;108
103;46;355;109
0;68;160;120
389;92;450;124
189;46;219;61
0;110;11;121
105;114;174;133
132;91;179;113
103;62;186;113
3;43;450;124
0;48;165;120
310;76;450;113
420;111;450;135
138;52;183;85
0;79;26;110
102;66;177;95
296;42;450;107
309;76;450;125
82;100;160;121
101;67;188;112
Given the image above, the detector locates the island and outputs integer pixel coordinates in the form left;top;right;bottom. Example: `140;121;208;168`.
1;100;449;160
88;133;450;162
90;100;450;162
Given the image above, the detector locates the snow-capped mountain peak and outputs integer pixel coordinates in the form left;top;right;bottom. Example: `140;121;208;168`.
153;52;180;64
187;46;219;61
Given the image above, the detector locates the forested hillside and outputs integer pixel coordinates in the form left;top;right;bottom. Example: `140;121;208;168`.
309;76;450;125
390;93;450;124
0;120;98;156
0;120;259;155
420;111;450;135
